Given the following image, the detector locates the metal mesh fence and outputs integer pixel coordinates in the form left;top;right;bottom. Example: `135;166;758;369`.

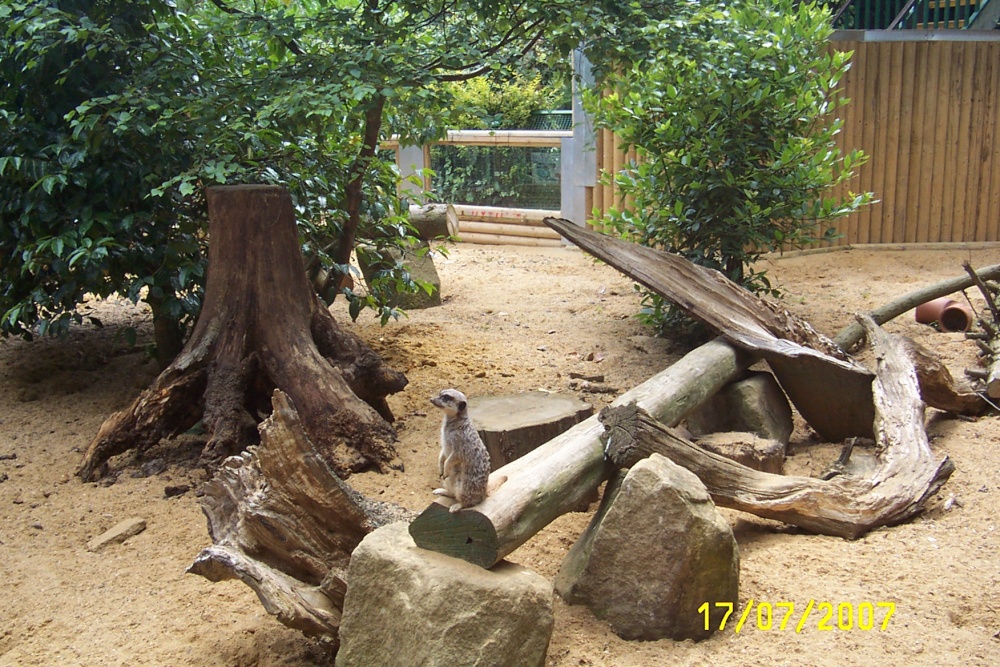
428;111;570;210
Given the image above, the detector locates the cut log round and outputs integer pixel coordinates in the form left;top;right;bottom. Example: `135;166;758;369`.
408;338;755;568
408;203;459;240
467;392;594;470
78;185;408;481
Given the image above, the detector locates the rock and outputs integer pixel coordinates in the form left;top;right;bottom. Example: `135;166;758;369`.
468;392;593;470
357;242;442;309
555;455;738;641
695;432;785;474
337;522;554;667
164;484;191;498
87;517;147;552
684;371;793;444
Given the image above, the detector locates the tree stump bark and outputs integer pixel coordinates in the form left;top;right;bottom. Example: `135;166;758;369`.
467;392;594;469
78;185;408;481
188;390;414;639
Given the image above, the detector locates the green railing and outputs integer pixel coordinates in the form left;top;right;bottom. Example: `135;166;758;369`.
832;0;984;28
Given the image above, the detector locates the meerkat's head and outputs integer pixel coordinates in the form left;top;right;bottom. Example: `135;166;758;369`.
430;388;468;417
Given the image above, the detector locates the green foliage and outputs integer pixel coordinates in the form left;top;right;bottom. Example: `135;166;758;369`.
431;74;565;208
588;0;873;330
1;0;603;347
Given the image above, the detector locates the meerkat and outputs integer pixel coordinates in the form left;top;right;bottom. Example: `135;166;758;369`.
430;388;491;513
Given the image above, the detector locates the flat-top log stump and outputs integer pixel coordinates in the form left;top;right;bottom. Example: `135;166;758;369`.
468;392;594;469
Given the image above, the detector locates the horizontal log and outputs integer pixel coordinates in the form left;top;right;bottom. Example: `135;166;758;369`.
458;221;562;240
458;231;564;247
454;205;560;224
602;316;954;539
408;203;459;240
408;338;755;568
383;130;570;149
834;262;1000;350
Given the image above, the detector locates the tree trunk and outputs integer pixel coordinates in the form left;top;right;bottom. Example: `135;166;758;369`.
77;185;407;481
601;316;955;539
408;338;754;568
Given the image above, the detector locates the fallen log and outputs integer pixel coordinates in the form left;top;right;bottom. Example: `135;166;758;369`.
408;203;459;240
458;231;564;247
544;217;875;441
408;338;755;568
458;220;562;240
454;204;559;225
601;315;954;539
833;262;1000;351
188;390;413;639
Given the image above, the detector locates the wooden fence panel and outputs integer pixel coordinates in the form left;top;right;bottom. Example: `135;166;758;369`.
591;35;1000;245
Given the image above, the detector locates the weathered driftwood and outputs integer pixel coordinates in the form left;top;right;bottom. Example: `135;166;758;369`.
408;338;755;568
833;261;1000;351
902;336;986;414
408;203;459;240
79;186;407;481
544;217;875;441
602;315;954;539
961;261;1000;398
188;390;413;639
467;392;594;470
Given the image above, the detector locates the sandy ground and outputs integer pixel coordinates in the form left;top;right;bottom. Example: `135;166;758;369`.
1;242;999;667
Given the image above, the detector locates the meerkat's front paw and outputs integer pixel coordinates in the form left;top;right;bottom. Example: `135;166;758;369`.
448;502;464;513
432;487;453;497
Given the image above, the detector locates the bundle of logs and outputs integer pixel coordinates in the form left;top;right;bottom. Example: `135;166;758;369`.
188;214;997;641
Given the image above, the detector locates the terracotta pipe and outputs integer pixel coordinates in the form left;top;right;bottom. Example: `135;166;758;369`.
914;297;974;332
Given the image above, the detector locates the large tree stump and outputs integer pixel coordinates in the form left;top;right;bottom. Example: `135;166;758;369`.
78;185;408;481
468;392;594;470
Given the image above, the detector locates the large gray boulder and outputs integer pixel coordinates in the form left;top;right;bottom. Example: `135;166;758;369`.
336;522;554;667
684;371;793;444
555;454;739;641
357;242;442;309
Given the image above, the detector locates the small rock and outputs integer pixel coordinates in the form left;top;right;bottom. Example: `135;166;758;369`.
164;484;191;498
685;371;793;444
695;432;785;474
29;522;43;530
87;517;147;552
0;473;7;483
0;453;16;461
140;458;168;477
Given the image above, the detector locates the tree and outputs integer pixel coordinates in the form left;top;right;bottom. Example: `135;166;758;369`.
1;0;649;479
587;0;873;329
